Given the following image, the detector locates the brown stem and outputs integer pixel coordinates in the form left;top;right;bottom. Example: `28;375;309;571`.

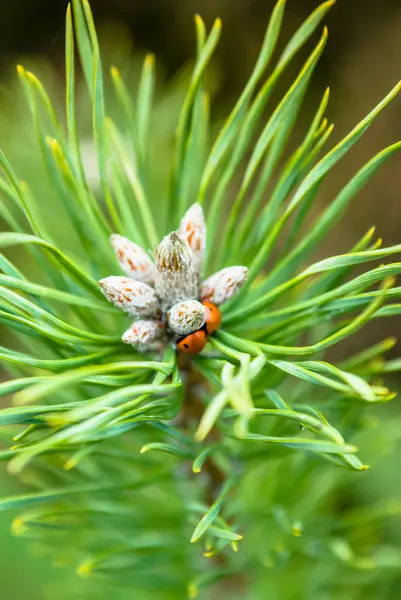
177;353;226;501
177;355;249;594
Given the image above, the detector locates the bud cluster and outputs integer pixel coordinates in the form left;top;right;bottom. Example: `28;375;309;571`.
99;204;248;352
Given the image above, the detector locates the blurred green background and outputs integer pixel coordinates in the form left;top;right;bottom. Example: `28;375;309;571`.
1;0;401;598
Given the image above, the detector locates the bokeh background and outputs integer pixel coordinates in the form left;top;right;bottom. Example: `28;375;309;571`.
1;0;401;598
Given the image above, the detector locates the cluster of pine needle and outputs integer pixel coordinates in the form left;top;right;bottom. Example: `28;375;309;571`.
1;0;401;598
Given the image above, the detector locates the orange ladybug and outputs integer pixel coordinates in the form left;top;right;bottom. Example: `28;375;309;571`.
177;329;207;354
176;302;222;355
202;301;221;334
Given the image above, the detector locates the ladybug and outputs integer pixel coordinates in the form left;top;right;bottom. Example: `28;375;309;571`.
202;301;222;334
177;329;207;354
176;302;222;354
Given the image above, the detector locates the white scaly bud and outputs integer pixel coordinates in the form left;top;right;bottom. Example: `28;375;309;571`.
110;234;156;285
178;203;206;274
167;299;207;336
99;276;160;317
200;266;248;306
155;232;199;309
122;319;164;351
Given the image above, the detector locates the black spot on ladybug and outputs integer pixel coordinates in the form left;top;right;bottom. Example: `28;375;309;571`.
184;343;189;348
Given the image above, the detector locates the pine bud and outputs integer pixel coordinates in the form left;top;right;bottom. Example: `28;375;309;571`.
122;319;164;350
110;234;156;285
155;232;199;309
99;276;160;317
200;266;248;306
178;203;206;274
167;299;207;335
